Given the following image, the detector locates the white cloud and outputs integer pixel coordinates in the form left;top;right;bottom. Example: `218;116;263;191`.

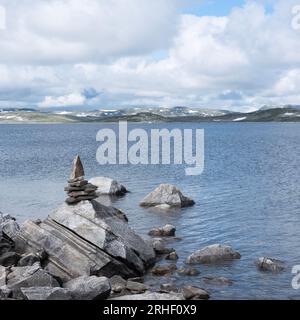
1;0;300;110
0;0;178;64
39;93;86;108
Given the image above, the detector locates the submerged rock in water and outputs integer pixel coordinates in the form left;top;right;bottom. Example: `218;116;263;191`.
148;224;176;237
63;276;111;300
151;238;174;255
125;280;148;293
151;264;177;276
186;244;241;264
160;283;179;293
165;251;179;261
140;184;195;208
89;177;128;196
15;200;155;282
256;257;285;273
202;276;234;286
177;267;200;277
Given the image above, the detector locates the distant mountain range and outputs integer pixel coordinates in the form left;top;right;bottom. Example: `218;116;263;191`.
0;105;299;123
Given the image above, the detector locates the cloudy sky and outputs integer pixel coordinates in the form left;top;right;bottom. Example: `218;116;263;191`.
0;0;300;111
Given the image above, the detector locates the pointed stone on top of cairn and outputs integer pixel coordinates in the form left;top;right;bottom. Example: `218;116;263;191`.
70;155;85;180
65;155;98;205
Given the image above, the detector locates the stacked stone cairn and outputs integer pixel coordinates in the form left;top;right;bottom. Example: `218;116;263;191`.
65;155;98;205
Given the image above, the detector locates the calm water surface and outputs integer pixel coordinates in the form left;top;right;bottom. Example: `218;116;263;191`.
0;122;299;300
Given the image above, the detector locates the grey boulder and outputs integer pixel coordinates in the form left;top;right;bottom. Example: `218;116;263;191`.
125;281;148;293
186;244;241;264
64;275;111;300
182;286;210;300
89;177;127;196
140;184;195;208
20;287;72;300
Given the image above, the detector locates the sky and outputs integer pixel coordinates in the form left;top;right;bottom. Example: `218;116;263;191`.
0;0;300;111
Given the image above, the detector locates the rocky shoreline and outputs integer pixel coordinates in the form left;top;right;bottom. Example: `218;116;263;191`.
0;156;286;301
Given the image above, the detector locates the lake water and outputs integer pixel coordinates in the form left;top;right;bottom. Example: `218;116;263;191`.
0;122;300;300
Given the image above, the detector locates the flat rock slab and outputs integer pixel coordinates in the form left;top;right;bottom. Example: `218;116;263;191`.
110;292;184;300
21;287;72;300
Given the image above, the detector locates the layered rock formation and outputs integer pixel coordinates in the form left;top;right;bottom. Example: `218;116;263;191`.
15;200;156;282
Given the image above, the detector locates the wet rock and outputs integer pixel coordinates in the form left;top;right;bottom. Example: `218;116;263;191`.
140;184;195;208
126;281;148;293
256;257;285;273
160;283;179;293
109;275;127;293
166;251;179;261
64;275;111;300
152;239;174;255
0;252;20;267
110;292;184;300
148;224;176;237
202;276;233;286
186;244;241;264
89;177;128;196
178;267;200;276
15;200;155;281
7;263;59;296
151;264;177;276
182;286;210;300
20;287;72;300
